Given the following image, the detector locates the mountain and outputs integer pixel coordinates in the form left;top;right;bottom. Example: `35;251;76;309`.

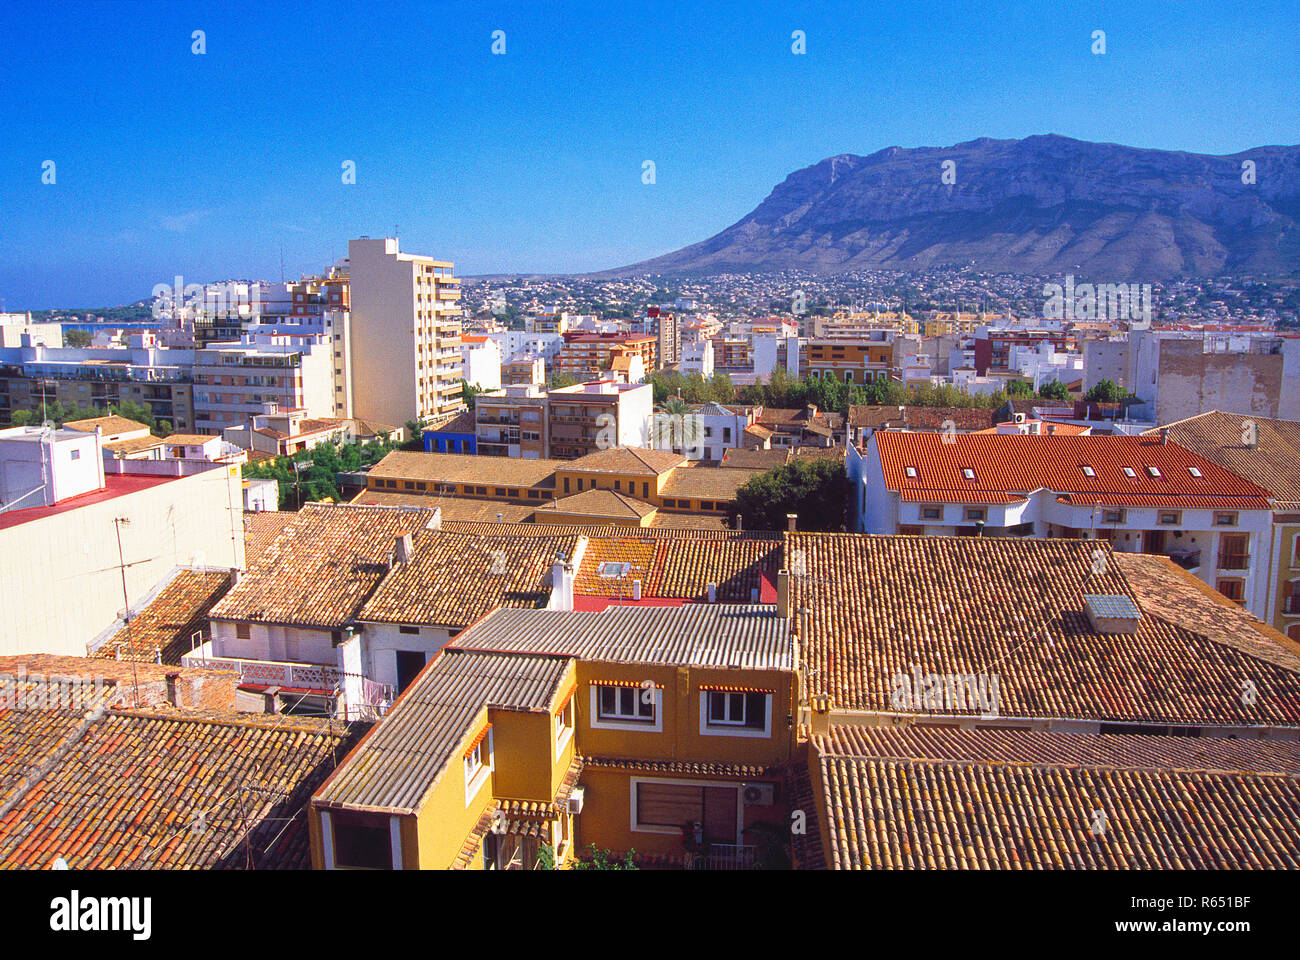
597;135;1300;280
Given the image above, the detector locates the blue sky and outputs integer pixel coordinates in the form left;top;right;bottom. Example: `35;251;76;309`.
0;0;1296;308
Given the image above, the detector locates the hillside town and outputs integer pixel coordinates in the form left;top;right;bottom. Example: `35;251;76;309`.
2;234;1300;874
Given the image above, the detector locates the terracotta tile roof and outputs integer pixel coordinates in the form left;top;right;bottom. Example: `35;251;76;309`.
876;433;1273;509
102;435;167;456
787;532;1300;726
358;530;580;627
581;755;782;779
427;410;477;435
242;510;296;563
212;503;439;628
648;511;732;531
848;405;906;430
901;407;995;432
562;447;685;476
0;678;105;806
315;649;571;814
62;415;148;436
0;709;356;869
572;538;657;596
352;488;537;522
94;569;232;665
660;465;762;500
1144;410;1300;506
440;520;777;541
721;448;787;470
367;450;560;489
812;725;1300;869
536;488;657;520
571;536;778;601
785;754;826;870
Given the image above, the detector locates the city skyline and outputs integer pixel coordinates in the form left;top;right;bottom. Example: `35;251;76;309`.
2;0;1298;308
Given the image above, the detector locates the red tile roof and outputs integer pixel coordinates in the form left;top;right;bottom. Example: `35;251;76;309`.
876;434;1272;509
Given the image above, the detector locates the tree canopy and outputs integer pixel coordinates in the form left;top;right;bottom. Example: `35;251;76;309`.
729;457;849;532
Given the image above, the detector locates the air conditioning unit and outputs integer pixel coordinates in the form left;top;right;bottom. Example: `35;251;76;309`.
742;782;774;807
1014;412;1026;423
567;785;585;815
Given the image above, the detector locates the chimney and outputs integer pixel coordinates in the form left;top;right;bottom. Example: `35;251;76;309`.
632;579;642;601
394;533;414;563
786;512;798;532
165;672;184;709
707;582;717;604
777;569;791;618
426;507;442;531
809;695;832;736
1047;424;1057;436
1160;427;1169;445
552;559;575;611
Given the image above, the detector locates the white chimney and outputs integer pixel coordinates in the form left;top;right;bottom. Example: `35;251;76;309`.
786;513;798;532
552;560;575;611
394;533;414;563
707;582;717;603
632;579;642;601
426;507;442;530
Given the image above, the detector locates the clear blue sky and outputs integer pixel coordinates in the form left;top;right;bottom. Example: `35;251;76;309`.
1;0;1296;308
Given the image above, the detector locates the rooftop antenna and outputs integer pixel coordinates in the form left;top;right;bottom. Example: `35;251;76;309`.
280;242;285;284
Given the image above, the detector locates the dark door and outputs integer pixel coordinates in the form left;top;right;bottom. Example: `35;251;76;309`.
395;651;426;692
702;787;739;845
1143;530;1166;554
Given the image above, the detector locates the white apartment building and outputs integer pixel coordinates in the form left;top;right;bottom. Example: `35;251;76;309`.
192;332;336;434
347;237;464;427
680;339;714;378
0;425;244;657
460;335;502;390
850;432;1277;620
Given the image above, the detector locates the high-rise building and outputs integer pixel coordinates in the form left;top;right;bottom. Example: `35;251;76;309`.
347;237;464;429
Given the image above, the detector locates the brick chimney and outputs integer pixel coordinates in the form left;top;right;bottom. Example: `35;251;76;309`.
786;512;798;532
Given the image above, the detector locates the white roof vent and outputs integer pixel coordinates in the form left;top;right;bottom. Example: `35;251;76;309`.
1083;594;1141;635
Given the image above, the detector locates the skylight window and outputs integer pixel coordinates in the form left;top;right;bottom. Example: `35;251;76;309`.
1146;466;1162;477
1121;467;1136;478
904;466;917;478
962;468;976;481
1080;465;1095;477
1188;466;1203;478
598;562;631;578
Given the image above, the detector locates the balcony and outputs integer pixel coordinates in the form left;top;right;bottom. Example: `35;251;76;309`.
1218;554;1250;572
1164;547;1201;571
1284;596;1300;615
181;650;341;692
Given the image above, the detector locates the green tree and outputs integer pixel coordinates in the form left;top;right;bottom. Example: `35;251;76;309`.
64;329;93;348
1039;380;1071;402
1006;379;1036;397
729;457;849;532
1084;379;1129;403
460;379;483;410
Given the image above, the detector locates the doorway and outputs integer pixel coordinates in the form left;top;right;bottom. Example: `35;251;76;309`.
395;650;426;692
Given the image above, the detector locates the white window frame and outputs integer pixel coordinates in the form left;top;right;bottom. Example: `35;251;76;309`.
699;690;772;738
590;684;662;733
463;727;494;806
629;777;743;841
554;697;575;756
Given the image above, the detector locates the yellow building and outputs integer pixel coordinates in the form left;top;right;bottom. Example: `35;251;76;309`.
310;603;797;869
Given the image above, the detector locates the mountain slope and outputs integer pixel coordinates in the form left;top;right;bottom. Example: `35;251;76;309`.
598;135;1300;279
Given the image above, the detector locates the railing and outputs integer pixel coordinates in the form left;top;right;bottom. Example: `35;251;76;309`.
687;843;757;871
1284;596;1300;615
180;651;342;693
1218;554;1250;571
1165;549;1201;571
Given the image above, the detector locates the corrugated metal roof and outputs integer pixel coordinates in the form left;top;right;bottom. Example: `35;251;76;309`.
315;649;571;813
449;604;793;670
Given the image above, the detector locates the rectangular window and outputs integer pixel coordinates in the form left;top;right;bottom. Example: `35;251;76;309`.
398;625;420;635
921;506;942;520
1214;512;1238;527
235;623;251;640
1103;509;1125;524
593;683;657;726
965;507;985;522
705;690;767;730
1159;511;1181;526
1217;578;1245;603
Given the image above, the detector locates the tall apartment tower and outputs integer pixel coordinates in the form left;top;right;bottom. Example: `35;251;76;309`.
347;237;464;429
